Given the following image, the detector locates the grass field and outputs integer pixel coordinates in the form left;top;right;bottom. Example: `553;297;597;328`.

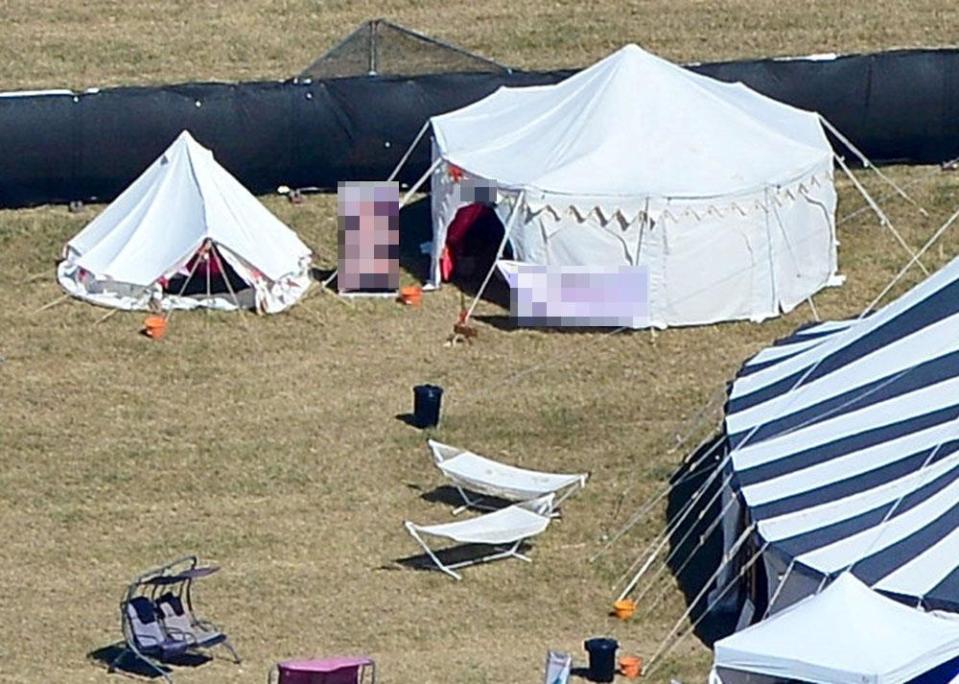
1;2;959;683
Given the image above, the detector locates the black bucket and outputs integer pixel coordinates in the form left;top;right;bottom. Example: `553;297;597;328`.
584;637;619;683
413;384;443;428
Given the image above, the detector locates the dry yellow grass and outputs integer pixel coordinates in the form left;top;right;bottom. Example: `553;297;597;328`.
1;2;959;683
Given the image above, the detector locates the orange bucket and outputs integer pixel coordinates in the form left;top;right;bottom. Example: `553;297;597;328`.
613;598;636;621
619;655;642;679
143;315;167;340
399;285;423;307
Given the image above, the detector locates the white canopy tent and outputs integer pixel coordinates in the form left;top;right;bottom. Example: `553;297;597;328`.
711;573;959;684
58;130;313;314
425;44;842;328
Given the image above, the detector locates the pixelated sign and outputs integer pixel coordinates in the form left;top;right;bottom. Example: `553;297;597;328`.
497;261;650;328
337;181;400;294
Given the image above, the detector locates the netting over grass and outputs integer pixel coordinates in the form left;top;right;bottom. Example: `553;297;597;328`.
298;18;510;80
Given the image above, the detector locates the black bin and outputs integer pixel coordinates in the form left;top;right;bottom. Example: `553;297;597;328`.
413;384;443;428
584;637;619;683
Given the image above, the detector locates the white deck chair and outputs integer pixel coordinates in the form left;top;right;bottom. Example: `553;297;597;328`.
544;650;572;684
404;494;554;580
427;440;588;514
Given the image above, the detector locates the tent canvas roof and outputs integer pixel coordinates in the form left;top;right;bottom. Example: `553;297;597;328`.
714;573;959;684
724;254;959;610
66;130;311;287
430;44;832;201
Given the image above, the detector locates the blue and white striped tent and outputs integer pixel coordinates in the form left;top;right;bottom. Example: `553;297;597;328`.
722;256;959;616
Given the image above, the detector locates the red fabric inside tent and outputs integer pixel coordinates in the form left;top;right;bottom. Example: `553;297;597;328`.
186;246;224;278
440;203;496;282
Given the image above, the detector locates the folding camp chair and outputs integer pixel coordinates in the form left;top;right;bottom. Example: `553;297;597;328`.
108;555;240;682
544;650;572;684
427;440;588;514
109;596;190;683
156;592;240;662
404;494;554;580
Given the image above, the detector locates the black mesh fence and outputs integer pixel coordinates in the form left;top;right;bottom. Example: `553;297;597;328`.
0;44;957;208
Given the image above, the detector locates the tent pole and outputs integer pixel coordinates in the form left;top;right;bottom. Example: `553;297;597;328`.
321;269;338;290
593;389;727;564
94;307;123;325
400;156;442;208
461;190;525;325
835;154;928;275
645;541;767;678
838;162;945;227
209;245;255;333
595;434;725;568
760;558;795;620
806;296;821;321
164;246;205;325
820;115;928;216
616;471;734;600
763;187;779;312
205;244;211;311
845;425;953;577
864;204;959;315
639;498;742;622
34;293;71;313
629;493;739;613
386;121;430;182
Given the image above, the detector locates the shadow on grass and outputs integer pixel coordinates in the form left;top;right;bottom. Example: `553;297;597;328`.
398;196;433;284
418;484;511;511
392;541;534;575
399;195;513;311
664;433;739;648
475;314;646;335
87;643;211;680
309;266;336;288
394;412;422;428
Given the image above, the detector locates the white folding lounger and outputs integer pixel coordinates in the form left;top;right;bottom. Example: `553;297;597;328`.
404;494;554;580
427;440;588;514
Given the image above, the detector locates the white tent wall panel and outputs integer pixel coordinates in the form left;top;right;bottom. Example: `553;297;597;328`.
658;208;773;326
430;159;837;328
58;242;311;313
711;666;789;684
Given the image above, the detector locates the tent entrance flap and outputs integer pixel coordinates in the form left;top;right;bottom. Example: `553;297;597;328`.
440;203;507;283
163;243;250;299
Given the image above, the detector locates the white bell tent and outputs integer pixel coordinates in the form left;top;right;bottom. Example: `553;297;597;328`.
57;130;313;314
711;573;959;684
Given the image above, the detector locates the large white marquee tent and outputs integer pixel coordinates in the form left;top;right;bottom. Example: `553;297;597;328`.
57;131;313;314
426;44;842;328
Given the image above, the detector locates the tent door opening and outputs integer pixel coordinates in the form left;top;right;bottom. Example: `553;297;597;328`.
440;203;508;286
164;243;251;300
